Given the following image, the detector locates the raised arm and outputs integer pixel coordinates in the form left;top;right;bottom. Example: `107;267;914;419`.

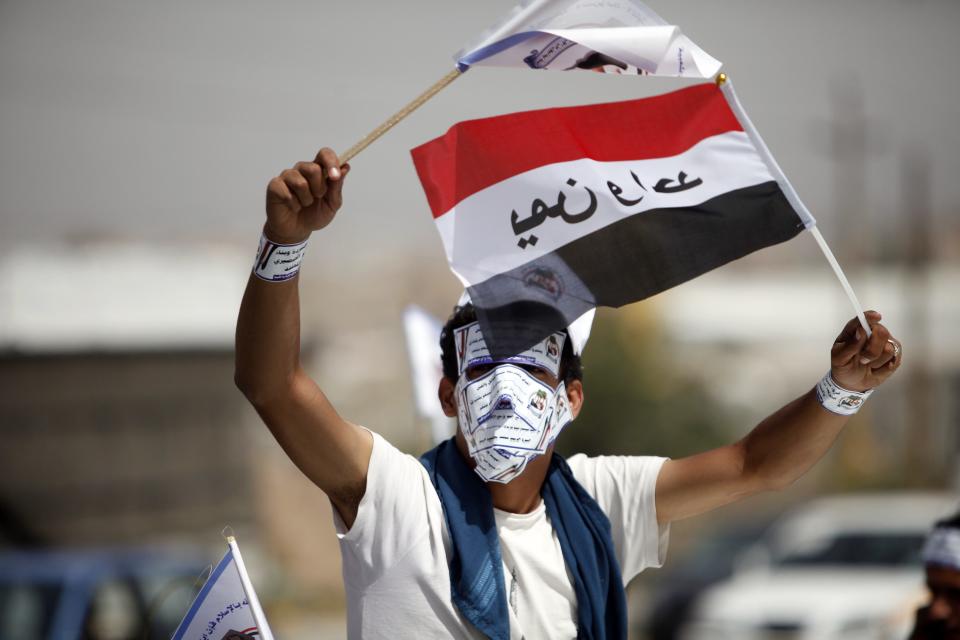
655;311;901;524
234;148;372;527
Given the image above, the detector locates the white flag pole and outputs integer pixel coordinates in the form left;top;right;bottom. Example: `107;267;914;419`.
716;73;872;338
226;536;276;640
808;225;872;337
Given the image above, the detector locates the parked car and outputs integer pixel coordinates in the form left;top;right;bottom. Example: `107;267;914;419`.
680;492;957;640
0;547;206;640
645;520;772;640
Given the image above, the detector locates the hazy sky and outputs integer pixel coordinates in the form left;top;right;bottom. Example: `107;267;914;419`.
1;0;958;261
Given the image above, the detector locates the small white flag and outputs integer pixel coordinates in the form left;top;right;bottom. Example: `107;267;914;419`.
456;0;721;78
171;537;275;640
402;305;456;444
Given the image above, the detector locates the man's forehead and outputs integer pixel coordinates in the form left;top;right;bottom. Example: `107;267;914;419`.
453;321;565;378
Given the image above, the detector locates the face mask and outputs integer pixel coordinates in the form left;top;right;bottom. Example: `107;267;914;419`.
453;322;575;483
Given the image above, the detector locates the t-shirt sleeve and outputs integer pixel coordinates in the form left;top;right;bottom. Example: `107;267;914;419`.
567;454;670;585
331;430;434;588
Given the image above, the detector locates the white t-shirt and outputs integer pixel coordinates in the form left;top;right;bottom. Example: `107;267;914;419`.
333;432;670;639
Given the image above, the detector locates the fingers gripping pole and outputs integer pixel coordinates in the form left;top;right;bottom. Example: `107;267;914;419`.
810;226;872;338
340;67;463;164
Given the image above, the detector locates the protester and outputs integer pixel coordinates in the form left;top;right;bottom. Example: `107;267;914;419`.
910;511;960;639
234;149;904;639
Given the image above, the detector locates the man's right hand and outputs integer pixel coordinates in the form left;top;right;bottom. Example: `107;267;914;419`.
239;145;371;529
265;147;349;243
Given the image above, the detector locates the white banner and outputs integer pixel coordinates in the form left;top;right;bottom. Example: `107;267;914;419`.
456;0;721;78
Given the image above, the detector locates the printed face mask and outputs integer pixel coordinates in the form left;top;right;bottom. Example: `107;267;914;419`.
453;323;575;484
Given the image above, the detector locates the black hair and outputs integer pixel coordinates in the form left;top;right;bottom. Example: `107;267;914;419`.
439;303;583;384
934;509;960;531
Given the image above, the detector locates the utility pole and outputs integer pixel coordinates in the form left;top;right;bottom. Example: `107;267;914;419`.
899;147;940;487
828;78;871;265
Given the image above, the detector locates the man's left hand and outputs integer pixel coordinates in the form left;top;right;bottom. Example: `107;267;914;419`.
830;310;902;392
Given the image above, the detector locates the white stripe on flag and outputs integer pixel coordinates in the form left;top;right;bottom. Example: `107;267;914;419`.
435;130;775;285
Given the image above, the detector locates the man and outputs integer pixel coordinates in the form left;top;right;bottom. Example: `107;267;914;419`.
235;149;903;639
911;511;960;639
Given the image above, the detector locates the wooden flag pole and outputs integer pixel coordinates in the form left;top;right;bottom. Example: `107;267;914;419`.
338;0;562;163
337;0;554;163
340;67;463;164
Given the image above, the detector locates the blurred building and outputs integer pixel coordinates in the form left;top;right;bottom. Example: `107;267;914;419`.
656;260;960;488
0;241;460;631
0;348;250;546
0;244;256;549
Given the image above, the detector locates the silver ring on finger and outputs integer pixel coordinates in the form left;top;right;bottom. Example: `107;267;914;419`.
887;338;901;361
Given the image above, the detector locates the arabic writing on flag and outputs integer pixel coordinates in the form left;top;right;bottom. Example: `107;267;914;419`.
172;539;274;640
411;81;815;357
456;0;721;78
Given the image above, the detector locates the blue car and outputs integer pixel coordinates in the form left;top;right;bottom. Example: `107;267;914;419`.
0;547;207;640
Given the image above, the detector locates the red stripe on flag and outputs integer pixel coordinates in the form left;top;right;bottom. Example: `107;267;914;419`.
411;83;742;219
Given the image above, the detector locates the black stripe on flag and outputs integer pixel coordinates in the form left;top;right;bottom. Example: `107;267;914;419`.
467;181;806;358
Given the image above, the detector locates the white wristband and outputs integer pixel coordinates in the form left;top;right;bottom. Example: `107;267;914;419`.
253;233;308;282
815;372;873;416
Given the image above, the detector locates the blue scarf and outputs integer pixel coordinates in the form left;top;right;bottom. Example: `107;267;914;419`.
420;439;627;640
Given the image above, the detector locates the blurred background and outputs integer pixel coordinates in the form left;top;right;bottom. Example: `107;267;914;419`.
1;0;958;638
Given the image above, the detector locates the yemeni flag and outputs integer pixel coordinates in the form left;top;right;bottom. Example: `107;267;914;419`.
411;80;815;357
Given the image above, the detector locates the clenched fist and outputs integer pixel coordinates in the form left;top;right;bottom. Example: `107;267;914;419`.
830;311;902;392
265;147;349;244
